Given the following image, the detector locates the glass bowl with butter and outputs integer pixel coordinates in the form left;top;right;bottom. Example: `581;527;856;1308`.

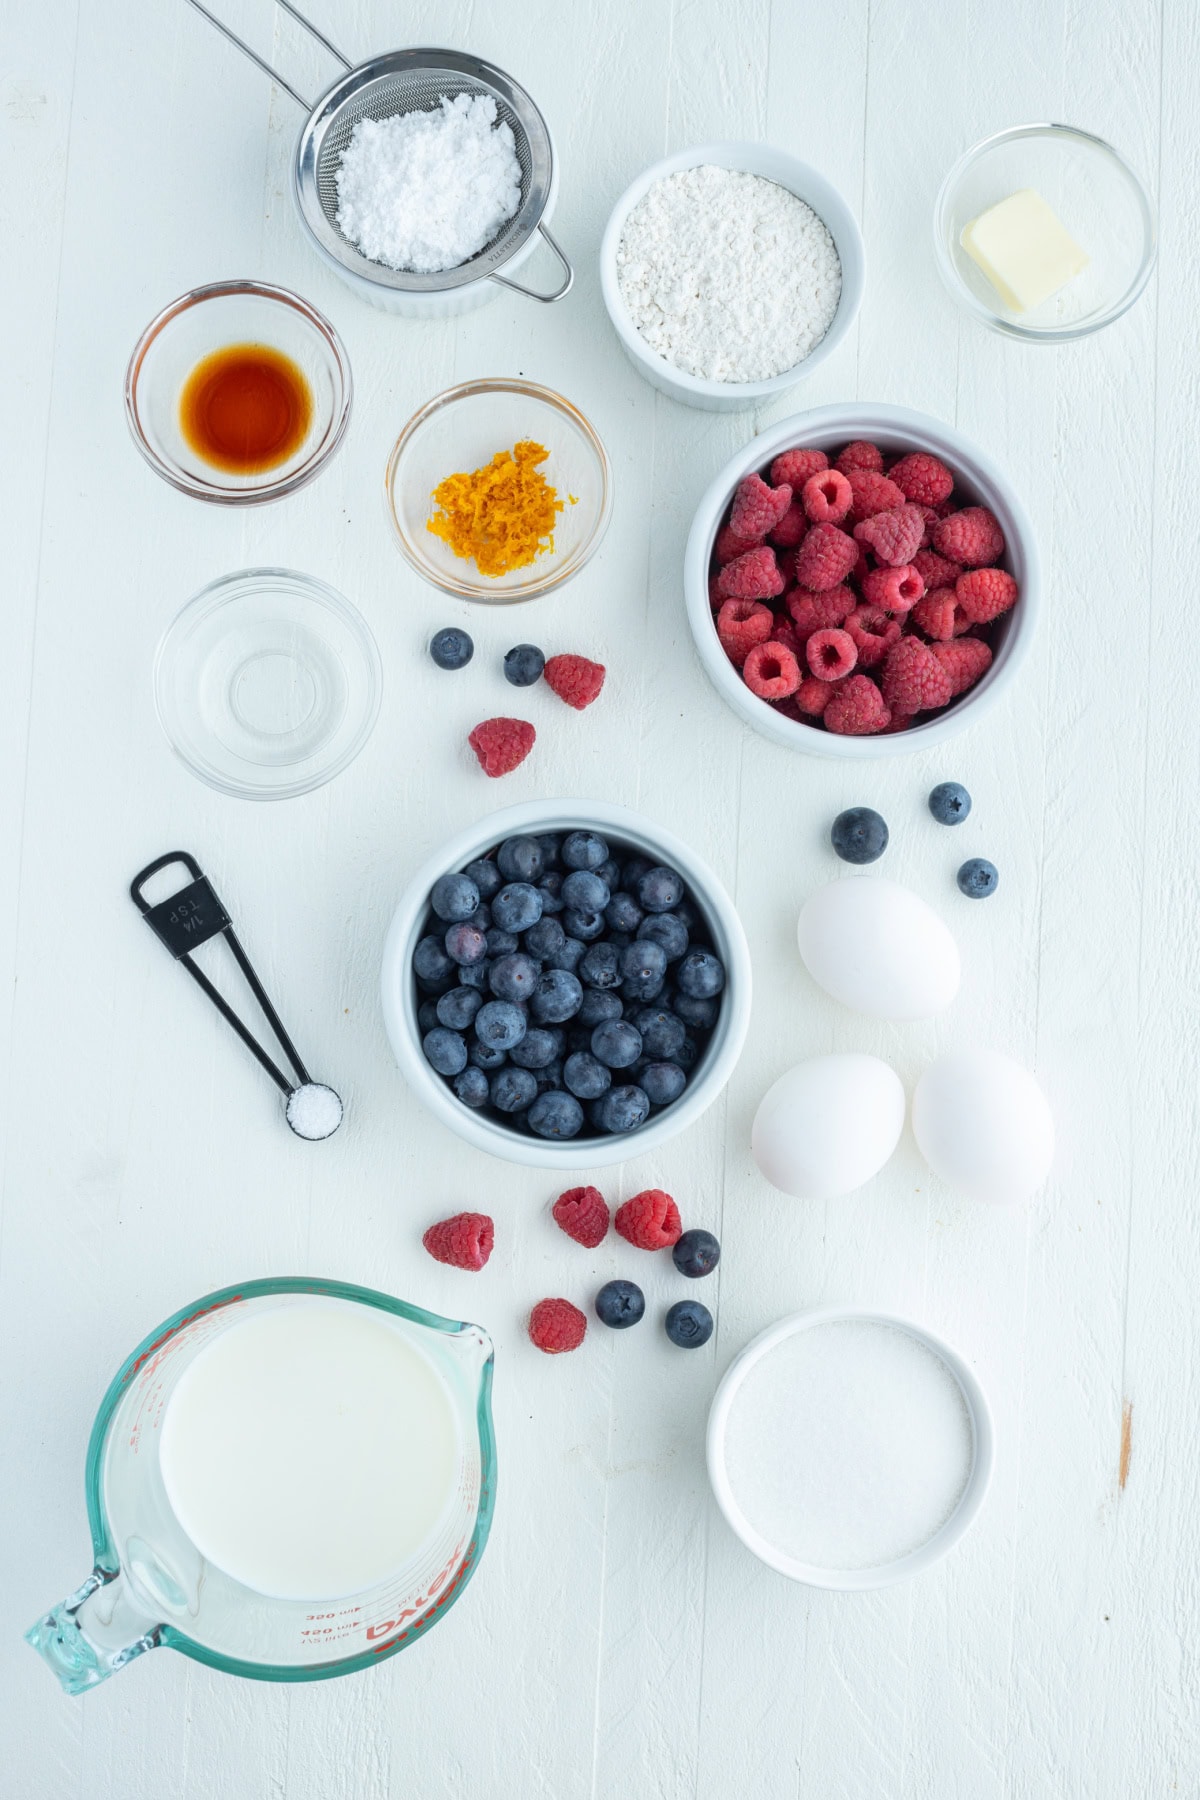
934;124;1155;341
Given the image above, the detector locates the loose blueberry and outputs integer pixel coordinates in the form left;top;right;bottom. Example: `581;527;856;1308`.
491;883;543;934
633;1006;686;1061
594;1280;645;1330
452;1065;490;1108
595;858;623;890
524;915;565;961
671;991;717;1030
534;1058;565;1097
591;1084;650;1134
423;1026;467;1076
468;1039;508;1071
563;1050;612;1101
579;941;622;990
621;855;653;892
429;627;473;671
509;1027;562;1070
413;935;456;986
468;902;491;930
503;643;545;687
535;833;562;868
562;869;610;913
484;927;520;958
546;934;586;973
496;835;544;882
957;857;999;899
640;1061;686;1107
676;949;725;1000
490;1066;538;1113
536;877;564;915
831;807;889;865
637;865;685;913
605;891;643;934
444;922;488;966
929;781;972;826
488;953;542;1004
591;1019;643;1069
530;968;583;1024
417;998;441;1035
458;961;490;992
562;907;607;942
436;986;484;1031
621;939;667;989
664;1299;713;1348
674;1034;700;1072
527;1090;584;1139
672;1229;721;1279
465;856;502;899
474;1000;527;1051
577;988;623;1028
562;830;609;871
636;911;689;961
430;871;480;922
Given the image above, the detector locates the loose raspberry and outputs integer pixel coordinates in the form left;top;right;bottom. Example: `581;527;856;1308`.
768;499;809;548
544;653;606;710
794;674;842;716
845;468;906;522
422;1212;494;1271
930;637;993;697
845;605;902;668
861;563;925;614
716;546;786;601
911;587;961;641
955;567;1018;623
881;637;954;714
835;440;885;475
934;506;1005;567
615;1189;682;1250
912;548;963;591
717;597;774;666
528;1297;587;1354
714;524;762;566
770;447;828;488
469;717;535;777
801;469;853;524
552;1185;610;1248
730;473;792;539
888;451;954;506
806;628;858;681
743;640;802;699
794;524;858;591
824;674;892;735
786;585;855;639
854;504;925;566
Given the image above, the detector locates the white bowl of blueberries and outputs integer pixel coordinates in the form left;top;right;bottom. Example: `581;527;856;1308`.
381;800;752;1167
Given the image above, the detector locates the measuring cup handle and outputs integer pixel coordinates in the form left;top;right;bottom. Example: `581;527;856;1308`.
25;1570;161;1696
488;223;575;304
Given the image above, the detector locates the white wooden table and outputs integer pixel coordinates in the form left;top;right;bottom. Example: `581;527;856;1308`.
3;0;1196;1793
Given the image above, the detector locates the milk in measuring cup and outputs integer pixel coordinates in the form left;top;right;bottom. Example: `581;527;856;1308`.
159;1298;460;1600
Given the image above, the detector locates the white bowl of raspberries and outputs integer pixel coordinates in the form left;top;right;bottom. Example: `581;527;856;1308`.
684;403;1040;755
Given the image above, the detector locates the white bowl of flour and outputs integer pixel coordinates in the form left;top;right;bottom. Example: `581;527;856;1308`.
600;143;864;410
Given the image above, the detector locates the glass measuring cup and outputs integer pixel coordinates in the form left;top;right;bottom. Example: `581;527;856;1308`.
27;1278;495;1693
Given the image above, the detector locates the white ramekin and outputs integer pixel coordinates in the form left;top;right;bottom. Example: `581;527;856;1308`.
706;1306;995;1590
599;142;864;411
380;799;752;1168
684;402;1040;757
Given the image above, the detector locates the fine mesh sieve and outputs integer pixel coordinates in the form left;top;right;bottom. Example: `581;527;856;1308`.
183;0;572;303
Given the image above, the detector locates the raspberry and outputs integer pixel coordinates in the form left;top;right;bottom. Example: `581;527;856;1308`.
615;1188;682;1250
717;597;774;665
912;548;963;591
544;653;605;710
934;506;1005;567
888;451;954;506
716;546;786;601
786;585;855;638
881;637;954;714
743;640;802;699
854;504;925;567
794;524;858;591
801;469;853;524
730;473;792;539
469;717;535;777
708;574;724;610
714;524;761;565
806;627;858;681
770;447;828;488
911;588;961;641
845;604;902;668
768;499;809;548
955;567;1018;623
931;637;993;697
769;617;804;660
422;1212;494;1271
552;1185;610;1247
824;674;892;735
845;468;906;522
770;695;804;721
861;563;925;614
915;505;940;547
835;440;884;475
528;1297;587;1354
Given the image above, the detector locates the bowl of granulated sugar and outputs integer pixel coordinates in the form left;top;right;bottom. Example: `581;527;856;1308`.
707;1307;994;1588
600;142;864;411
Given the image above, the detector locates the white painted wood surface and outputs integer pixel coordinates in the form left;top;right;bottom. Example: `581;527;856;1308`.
2;0;1196;1793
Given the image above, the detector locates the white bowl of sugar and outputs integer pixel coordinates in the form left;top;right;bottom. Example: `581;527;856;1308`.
706;1307;994;1589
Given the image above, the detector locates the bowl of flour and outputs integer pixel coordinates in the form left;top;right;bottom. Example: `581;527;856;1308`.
600;143;864;410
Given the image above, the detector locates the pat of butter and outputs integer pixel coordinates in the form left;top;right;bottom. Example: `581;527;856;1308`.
961;188;1089;313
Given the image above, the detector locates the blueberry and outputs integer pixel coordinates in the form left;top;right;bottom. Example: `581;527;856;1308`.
636;911;689;961
929;781;972;826
485;927;520;958
524;915;565;961
621;974;664;1006
594;1280;645;1330
591;1019;643;1069
546;935;586;973
672;1228;720;1278
527;1090;584;1139
423;1026;467;1076
676;949;725;999
413;935;456;987
621;939;667;988
453;1065;490;1108
605;891;643;933
444;922;488;966
595;858;623;891
530;968;583;1024
490;1066;538;1113
489;953;542;1003
620;855;653;892
637;865;685;913
563;1050;612;1100
565;1024;594;1056
465;856;502;899
831;807;889;865
474;1000;527;1051
672;991;717;1030
429;627;473;671
675;1034;700;1072
673;897;703;935
561;830;609;871
664;1299;713;1349
534;1058;565;1096
459;960;490;991
468;902;491;930
577;988;623;1028
563;907;607;942
633;1006;686;1060
436;986;483;1031
579;941;622;990
640;1062;686;1107
535;833;562;868
957;857;999;899
468;1039;508;1071
608;930;633;949
492;883;543;934
562;869;610;912
536;886;565;918
509;1027;562;1070
417;999;441;1034
496;835;544;883
430;871;480;922
591;1084;650;1134
503;643;545;687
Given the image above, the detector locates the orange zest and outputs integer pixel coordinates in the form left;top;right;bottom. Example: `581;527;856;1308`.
426;440;571;577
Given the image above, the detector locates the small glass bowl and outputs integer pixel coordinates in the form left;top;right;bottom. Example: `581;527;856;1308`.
125;280;353;504
934;124;1156;341
154;569;382;800
384;379;612;602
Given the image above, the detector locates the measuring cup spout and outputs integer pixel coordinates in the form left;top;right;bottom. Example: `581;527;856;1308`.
26;1570;161;1695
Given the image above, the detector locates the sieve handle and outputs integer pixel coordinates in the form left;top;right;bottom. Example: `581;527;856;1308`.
488;222;574;304
182;0;351;112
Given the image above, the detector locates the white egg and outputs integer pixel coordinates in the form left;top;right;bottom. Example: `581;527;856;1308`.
912;1050;1054;1205
751;1053;906;1199
797;877;960;1021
